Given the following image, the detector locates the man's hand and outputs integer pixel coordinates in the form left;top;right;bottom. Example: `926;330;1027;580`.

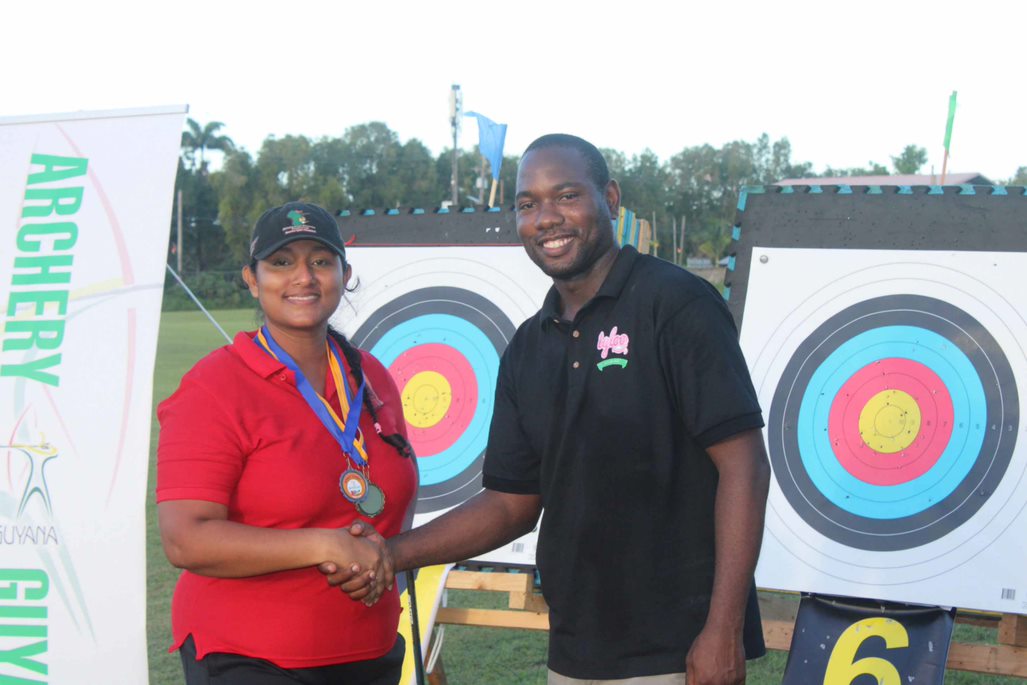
685;625;745;685
318;520;395;605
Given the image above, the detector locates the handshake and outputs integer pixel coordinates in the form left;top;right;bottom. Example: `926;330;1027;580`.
317;520;394;606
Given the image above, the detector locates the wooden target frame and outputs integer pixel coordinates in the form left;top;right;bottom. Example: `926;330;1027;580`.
729;184;1027;616
335;208;548;567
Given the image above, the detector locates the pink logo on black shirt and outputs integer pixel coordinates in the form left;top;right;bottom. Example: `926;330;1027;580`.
596;327;630;371
597;326;629;359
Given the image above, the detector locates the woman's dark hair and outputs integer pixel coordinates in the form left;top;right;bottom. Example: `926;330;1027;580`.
328;326;414;460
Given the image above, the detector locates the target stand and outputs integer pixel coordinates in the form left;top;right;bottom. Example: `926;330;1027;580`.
336;208;550;567
728;184;1027;678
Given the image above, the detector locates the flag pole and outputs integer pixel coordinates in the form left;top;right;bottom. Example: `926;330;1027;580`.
941;90;957;185
488;179;498;208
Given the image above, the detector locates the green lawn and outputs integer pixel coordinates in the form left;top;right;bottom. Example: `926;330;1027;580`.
146;309;1025;684
148;308;260;684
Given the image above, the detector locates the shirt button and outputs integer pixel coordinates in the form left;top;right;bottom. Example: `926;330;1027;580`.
277;374;287;381
572;361;580;369
572;330;580;338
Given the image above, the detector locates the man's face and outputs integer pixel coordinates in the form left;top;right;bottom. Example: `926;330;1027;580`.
514;146;619;281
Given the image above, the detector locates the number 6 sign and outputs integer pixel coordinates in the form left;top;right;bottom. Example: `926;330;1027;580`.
782;594;954;685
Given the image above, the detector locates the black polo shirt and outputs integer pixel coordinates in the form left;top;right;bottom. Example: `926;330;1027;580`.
482;246;766;679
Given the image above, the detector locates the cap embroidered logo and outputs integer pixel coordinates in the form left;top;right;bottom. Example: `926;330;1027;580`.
283;209;317;235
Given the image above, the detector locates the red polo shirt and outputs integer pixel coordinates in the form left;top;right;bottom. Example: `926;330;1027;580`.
157;331;417;668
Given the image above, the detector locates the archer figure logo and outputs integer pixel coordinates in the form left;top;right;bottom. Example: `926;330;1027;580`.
596;326;630;371
283;209;317;235
2;438;59;518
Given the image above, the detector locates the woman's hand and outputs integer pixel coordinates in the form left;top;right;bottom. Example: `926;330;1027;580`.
318;520;395;605
159;500;391;601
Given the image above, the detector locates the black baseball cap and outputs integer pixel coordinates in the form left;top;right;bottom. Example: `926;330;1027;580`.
249;202;346;261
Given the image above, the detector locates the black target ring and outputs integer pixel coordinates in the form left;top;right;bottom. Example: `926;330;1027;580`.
352;286;516;514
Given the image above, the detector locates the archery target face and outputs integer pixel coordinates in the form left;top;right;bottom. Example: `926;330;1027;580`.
740;248;1027;613
352;286;511;511
338;247;551;564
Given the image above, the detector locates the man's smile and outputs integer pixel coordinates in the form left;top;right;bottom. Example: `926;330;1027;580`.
539;233;576;256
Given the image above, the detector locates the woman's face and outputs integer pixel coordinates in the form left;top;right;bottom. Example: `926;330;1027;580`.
242;239;350;337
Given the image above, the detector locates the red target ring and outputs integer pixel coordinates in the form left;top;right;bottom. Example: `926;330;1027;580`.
828;358;954;486
387;343;478;457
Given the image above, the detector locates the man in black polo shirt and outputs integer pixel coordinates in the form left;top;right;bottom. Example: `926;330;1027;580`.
342;134;771;685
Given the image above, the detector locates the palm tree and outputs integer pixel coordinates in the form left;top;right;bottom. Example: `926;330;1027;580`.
181;119;235;174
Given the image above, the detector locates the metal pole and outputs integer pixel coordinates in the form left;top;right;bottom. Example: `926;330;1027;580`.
176;189;183;273
671;216;677;264
406;570;427;685
450;84;461;206
679;216;686;266
479;155;486;206
652;210;657;257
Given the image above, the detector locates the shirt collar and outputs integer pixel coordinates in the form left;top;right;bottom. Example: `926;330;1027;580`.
232;330;286;378
231;330;344;402
539;245;640;326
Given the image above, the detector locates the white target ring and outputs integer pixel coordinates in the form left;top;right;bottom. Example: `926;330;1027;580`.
741;249;1027;591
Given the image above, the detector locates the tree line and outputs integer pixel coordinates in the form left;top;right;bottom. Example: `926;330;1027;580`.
174;118;1024;278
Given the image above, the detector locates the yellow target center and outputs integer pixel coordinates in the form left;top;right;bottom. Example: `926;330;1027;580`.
858;389;921;454
401;371;452;428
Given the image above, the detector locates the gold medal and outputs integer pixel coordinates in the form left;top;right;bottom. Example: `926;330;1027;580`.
340;469;368;503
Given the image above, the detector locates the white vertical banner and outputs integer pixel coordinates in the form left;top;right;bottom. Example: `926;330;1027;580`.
0;106;185;683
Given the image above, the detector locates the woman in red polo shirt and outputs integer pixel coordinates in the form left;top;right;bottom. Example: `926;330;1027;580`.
157;202;417;684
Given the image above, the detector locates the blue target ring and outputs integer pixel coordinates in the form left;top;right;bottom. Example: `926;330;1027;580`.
352;286;517;513
797;326;986;519
370;313;499;486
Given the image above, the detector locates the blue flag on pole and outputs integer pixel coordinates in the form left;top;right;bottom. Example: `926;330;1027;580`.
464;112;507;180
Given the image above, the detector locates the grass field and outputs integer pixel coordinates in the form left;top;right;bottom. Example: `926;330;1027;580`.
146;309;1025;684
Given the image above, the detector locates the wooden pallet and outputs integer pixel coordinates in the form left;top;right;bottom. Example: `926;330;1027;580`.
433;571;1027;679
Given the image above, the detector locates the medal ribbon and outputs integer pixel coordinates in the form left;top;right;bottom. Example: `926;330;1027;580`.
255;326;369;466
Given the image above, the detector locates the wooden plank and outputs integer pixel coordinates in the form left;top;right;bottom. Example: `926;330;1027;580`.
762;617;1027;677
509;590;549;612
762;619;795;652
443;569;548;611
438;573;1027;677
956;611;1002;629
759;620;1027;677
757;593;799;623
999;614;1027;647
445;570;532;593
436;607;550;631
947;642;1027;677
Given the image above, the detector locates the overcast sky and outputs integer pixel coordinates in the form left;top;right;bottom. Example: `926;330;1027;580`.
5;0;1025;180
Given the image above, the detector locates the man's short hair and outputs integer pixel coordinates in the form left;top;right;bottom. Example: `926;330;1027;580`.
523;134;610;192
